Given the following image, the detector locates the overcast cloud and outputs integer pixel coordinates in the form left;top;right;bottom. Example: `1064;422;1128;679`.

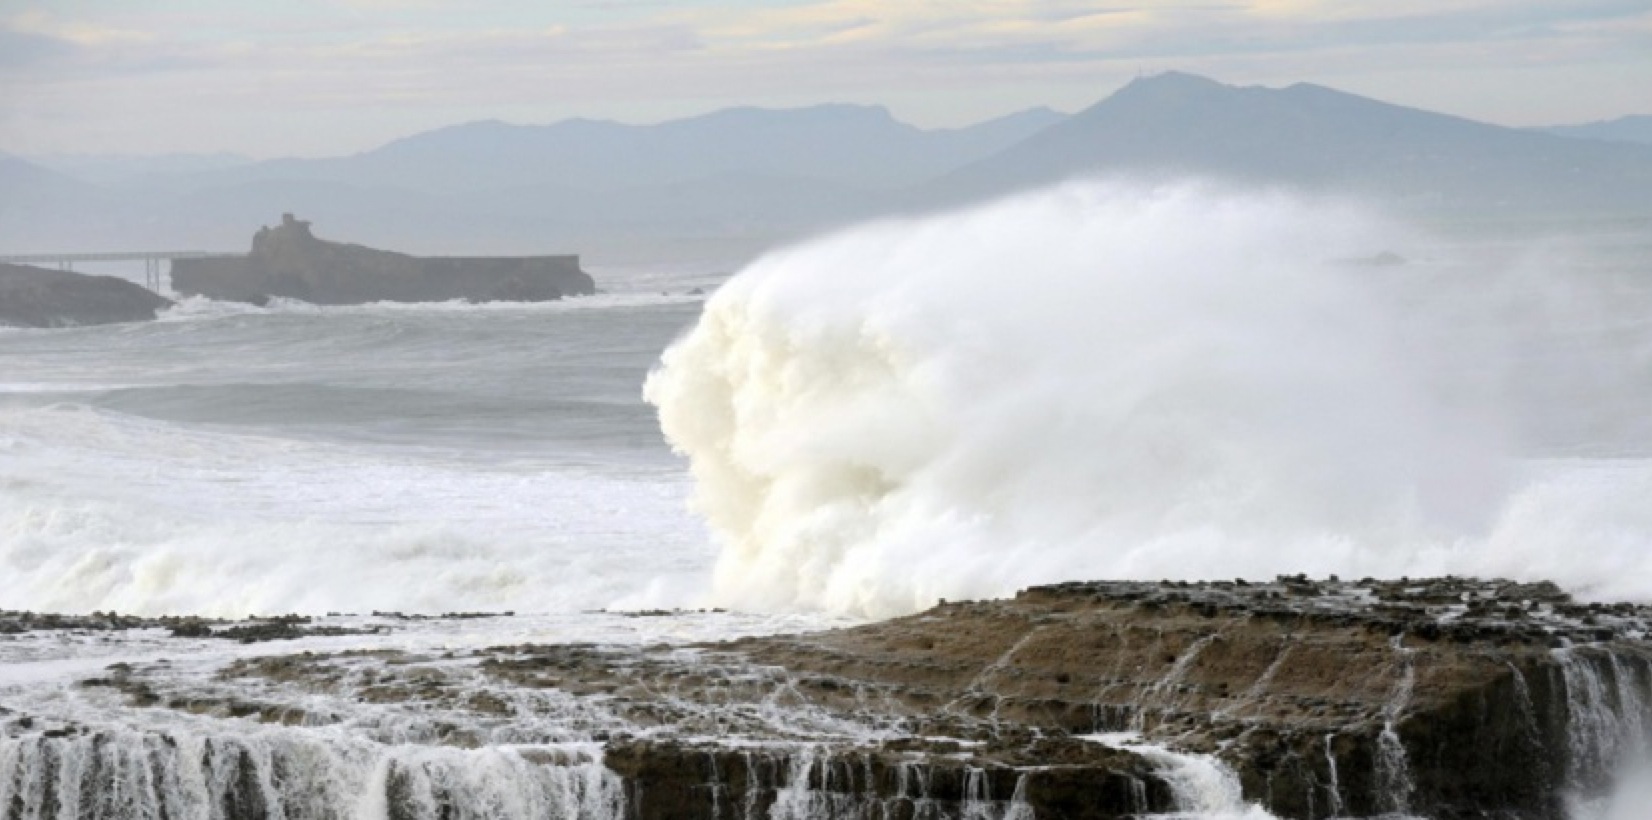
1;0;1648;157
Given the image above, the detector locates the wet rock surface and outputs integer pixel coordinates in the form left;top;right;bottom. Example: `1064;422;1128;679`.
0;610;223;635
3;578;1649;820
0;611;386;643
0;263;171;328
721;577;1652;819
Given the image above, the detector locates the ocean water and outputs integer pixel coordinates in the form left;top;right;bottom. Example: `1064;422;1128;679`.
1;284;728;617
3;182;1651;818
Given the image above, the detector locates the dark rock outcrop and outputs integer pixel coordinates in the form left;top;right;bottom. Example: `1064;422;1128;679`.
170;214;595;305
713;577;1652;820
604;738;1174;820
0;263;171;327
5;578;1650;820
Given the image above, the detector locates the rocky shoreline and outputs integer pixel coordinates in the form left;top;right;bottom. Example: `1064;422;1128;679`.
2;577;1649;820
0;262;172;328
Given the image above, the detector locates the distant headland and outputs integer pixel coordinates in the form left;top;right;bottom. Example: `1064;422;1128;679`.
172;214;596;306
0;262;172;328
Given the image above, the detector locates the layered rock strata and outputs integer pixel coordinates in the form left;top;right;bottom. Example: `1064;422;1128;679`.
723;577;1652;819
2;578;1649;820
170;214;595;305
0;263;172;327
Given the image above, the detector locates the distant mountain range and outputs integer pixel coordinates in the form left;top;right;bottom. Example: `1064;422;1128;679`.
923;72;1652;216
1534;115;1652;146
25;153;255;186
3;74;1649;264
163;105;1067;195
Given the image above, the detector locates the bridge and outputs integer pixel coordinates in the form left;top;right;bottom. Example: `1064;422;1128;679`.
0;251;240;291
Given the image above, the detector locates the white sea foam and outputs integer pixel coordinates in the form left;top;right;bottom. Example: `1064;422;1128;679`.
0;403;709;616
647;181;1652;618
155;290;707;323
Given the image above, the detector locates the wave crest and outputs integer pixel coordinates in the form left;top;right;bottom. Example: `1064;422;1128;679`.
647;182;1649;617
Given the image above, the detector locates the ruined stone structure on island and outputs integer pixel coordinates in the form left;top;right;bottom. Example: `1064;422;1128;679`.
3;577;1649;819
170;214;596;305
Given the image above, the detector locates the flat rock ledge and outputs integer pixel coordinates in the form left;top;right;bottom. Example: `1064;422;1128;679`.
5;577;1650;820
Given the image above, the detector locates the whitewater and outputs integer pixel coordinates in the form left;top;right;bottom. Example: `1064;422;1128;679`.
0;287;724;616
647;182;1652;617
3;181;1651;819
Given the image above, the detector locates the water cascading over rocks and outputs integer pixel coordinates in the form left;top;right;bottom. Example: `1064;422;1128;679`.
0;726;622;820
4;577;1651;819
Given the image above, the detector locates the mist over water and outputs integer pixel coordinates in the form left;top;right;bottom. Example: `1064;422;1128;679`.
648;182;1652;618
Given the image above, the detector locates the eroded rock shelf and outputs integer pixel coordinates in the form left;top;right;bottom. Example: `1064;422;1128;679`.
2;577;1648;820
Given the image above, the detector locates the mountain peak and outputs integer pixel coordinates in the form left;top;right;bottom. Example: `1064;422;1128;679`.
1089;71;1232;116
678;103;902;130
1117;71;1227;94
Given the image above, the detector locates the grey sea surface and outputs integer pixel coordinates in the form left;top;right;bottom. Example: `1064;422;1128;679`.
0;266;731;617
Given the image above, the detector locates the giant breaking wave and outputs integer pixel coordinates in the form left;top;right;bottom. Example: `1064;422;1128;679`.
646;182;1652;618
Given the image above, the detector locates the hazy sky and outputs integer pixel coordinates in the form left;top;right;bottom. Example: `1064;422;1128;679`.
2;0;1648;158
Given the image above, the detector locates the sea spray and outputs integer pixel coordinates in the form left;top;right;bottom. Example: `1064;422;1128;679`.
649;182;1511;616
649;180;1652;617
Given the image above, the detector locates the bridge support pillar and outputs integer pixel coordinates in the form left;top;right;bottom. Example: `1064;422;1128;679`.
144;258;162;292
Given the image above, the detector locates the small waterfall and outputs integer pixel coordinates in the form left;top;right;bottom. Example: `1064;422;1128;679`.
380;747;622;820
1554;647;1652;801
1321;733;1343;818
947;628;1048;722
1131;633;1221;732
960;766;995;820
1001;774;1034;820
1506;661;1556;796
1373;636;1415;816
901;758;942;820
738;751;758;820
765;747;1029;820
767;746;824;820
1126;775;1150;816
707;750;723;820
1558;648;1616;784
1083;733;1261;818
0;727;622;820
1131;745;1249;816
1607;655;1648;760
1240;641;1293;705
1508;663;1544;746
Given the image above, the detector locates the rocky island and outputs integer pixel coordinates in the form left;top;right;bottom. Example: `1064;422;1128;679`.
0;262;173;328
1;576;1648;820
171;214;596;305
